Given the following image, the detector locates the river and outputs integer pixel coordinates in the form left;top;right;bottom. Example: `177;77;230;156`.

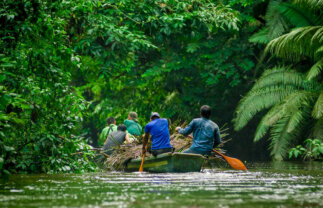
0;161;322;208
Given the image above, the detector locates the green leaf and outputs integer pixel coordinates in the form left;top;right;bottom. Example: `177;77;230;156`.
266;26;323;61
294;150;299;158
0;157;3;170
4;145;15;152
312;91;323;119
307;59;323;81
249;28;270;44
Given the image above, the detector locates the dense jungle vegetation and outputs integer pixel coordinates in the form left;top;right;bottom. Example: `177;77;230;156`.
0;0;322;175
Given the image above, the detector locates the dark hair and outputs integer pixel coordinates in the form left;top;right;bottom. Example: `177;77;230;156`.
117;124;127;132
107;117;116;125
200;105;211;119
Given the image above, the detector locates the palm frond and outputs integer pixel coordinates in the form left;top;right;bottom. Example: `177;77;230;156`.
234;85;298;130
254;104;283;142
307;58;323;80
311;26;323;43
269;117;295;161
252;67;304;90
312;90;323;119
315;45;323;61
278;2;317;27
311;118;323;140
270;104;311;160
254;90;312;141
266;26;323;61
250;1;321;44
316;45;323;54
293;0;323;11
249;28;270;44
286;97;313;133
266;1;290;40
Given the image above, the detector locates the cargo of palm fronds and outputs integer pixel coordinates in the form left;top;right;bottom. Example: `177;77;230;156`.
100;124;231;171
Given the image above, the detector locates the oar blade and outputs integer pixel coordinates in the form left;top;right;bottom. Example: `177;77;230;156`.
213;150;247;171
224;157;247;171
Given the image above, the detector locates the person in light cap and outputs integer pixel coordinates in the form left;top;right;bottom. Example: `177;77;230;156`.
142;112;173;157
124;111;142;136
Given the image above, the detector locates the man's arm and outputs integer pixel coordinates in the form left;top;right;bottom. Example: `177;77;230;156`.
142;132;150;154
213;128;221;147
125;133;131;144
104;135;109;145
176;120;195;136
167;118;171;131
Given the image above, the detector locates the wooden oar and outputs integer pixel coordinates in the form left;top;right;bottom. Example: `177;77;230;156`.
139;143;148;172
213;150;247;171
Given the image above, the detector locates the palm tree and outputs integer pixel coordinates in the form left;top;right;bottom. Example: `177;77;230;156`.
234;0;323;160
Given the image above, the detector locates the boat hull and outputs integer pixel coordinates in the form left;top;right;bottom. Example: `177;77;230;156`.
124;152;205;173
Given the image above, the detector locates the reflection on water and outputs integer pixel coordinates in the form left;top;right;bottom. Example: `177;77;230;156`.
0;162;322;208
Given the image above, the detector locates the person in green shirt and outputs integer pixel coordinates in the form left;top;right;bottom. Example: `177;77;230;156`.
124;112;142;136
98;117;117;146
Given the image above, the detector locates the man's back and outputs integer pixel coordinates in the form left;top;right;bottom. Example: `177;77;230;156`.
178;118;220;154
99;124;117;146
145;118;172;150
103;131;126;153
124;119;142;136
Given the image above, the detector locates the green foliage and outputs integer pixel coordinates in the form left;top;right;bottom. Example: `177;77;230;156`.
266;26;323;61
294;0;323;9
250;0;322;44
0;0;96;175
68;0;259;145
1;0;265;174
289;139;323;160
250;0;291;44
234;0;323;160
234;66;306;131
312;91;323;119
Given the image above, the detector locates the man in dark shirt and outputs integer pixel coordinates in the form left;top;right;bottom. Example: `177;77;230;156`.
142;112;173;156
103;124;131;155
176;105;221;155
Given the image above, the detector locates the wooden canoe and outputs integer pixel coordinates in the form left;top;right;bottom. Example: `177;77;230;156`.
123;152;205;173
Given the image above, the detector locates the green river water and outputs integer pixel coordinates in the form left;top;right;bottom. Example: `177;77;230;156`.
0;161;322;208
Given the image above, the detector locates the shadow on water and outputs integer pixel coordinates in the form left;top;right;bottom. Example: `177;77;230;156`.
0;161;322;208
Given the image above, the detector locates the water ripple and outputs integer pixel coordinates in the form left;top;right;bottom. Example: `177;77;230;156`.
0;162;322;208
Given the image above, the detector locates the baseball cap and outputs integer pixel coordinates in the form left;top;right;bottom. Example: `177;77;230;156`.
150;112;160;119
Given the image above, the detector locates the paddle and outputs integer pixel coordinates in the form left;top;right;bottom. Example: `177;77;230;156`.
139;143;148;172
213;150;247;171
186;135;247;171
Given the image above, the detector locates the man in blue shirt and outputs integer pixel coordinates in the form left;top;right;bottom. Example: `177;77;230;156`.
176;105;221;155
142;112;173;156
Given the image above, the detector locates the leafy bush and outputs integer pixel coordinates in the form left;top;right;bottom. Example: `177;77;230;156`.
289;139;323;161
0;0;97;175
1;0;269;174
